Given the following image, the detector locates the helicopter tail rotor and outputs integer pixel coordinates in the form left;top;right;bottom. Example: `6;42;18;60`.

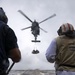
32;36;40;42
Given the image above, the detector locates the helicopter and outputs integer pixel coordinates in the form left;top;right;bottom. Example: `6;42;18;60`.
18;10;56;54
18;10;56;42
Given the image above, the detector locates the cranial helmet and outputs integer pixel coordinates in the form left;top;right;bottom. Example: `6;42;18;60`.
0;7;8;24
57;23;74;35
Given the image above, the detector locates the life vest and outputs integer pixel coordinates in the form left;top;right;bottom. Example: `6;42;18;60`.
55;35;75;71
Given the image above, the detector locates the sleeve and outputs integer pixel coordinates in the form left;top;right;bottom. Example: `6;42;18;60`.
4;25;18;51
45;39;56;63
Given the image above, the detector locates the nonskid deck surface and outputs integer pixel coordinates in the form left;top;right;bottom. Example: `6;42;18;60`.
9;70;55;75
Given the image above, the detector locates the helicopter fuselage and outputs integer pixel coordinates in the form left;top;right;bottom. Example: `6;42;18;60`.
31;21;40;37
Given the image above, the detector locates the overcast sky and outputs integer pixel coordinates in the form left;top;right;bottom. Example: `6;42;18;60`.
0;0;75;70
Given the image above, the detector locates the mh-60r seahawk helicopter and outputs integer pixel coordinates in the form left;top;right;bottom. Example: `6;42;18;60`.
18;10;56;54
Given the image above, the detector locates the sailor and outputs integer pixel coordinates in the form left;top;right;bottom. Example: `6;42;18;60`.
46;23;75;75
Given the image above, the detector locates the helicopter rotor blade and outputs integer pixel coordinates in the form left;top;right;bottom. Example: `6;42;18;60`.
40;27;47;33
18;10;33;23
21;26;31;30
39;14;56;24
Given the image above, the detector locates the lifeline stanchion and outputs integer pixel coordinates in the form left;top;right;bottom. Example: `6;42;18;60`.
6;62;15;75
